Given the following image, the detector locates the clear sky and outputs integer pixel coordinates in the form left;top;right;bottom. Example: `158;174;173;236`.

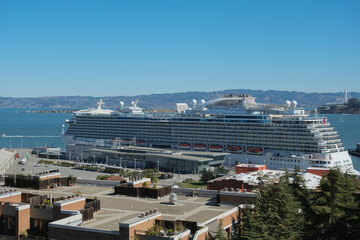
0;0;359;97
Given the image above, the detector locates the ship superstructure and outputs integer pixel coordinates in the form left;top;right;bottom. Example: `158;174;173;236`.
62;94;357;173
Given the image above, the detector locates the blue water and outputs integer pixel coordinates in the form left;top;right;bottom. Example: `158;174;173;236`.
0;108;72;149
0;109;359;170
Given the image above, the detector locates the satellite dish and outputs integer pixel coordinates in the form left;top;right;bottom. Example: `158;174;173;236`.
192;99;197;106
292;100;298;108
285;100;291;108
120;101;124;108
201;99;206;104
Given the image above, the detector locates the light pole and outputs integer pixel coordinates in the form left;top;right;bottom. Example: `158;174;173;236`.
69;153;72;161
134;159;137;169
120;157;122;168
157;161;160;170
81;154;83;162
93;154;96;165
106;156;109;166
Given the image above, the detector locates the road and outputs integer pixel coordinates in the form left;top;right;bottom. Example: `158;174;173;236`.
5;149;204;183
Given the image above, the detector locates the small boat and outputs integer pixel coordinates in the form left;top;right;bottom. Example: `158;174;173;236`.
1;133;6;137
246;147;263;155
340;115;344;123
178;143;191;150
226;146;242;153
209;145;224;152
193;144;207;151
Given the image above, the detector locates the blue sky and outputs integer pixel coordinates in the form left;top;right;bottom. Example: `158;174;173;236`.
0;0;359;97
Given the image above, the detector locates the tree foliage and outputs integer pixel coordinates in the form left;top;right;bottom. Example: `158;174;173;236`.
239;168;360;240
200;169;216;182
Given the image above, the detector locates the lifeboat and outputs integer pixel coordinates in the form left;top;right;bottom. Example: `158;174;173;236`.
136;140;146;146
193;144;207;151
226;146;242;153
246;147;263;155
178;143;191;150
209;145;224;152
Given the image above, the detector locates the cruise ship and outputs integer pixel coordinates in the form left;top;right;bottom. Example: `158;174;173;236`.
62;94;357;174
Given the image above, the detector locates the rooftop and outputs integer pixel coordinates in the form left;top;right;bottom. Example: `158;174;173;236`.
15;185;233;232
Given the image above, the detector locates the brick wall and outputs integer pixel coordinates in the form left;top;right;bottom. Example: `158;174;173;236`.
120;213;161;240
0;192;21;203
15;206;30;238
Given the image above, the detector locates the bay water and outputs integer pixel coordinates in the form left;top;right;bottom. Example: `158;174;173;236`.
0;109;359;170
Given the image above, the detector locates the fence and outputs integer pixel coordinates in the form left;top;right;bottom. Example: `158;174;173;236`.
4;175;77;190
80;208;94;222
114;185;171;199
85;199;101;212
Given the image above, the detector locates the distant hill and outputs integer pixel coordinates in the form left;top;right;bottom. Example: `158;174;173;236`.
0;89;359;109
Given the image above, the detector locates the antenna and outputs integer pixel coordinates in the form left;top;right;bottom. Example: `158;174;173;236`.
344;89;348;104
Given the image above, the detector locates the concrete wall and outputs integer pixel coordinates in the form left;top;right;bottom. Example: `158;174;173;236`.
171;188;218;198
0;149;16;175
49;226;119;240
77;179;120;187
49;214;119;240
219;192;256;206
136;229;191;240
30;208;54;221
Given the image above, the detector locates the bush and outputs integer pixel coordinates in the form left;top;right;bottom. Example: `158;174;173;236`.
96;175;111;180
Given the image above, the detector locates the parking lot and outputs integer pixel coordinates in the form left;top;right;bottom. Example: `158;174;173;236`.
4;149;202;184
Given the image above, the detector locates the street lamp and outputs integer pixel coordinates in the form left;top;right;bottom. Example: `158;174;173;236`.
81;154;83;162
157;161;160;170
106;156;109;165
134;159;137;169
120;157;122;168
93;154;96;165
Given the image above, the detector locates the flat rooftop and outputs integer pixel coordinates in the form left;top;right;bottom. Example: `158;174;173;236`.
14;185;233;231
89;148;223;162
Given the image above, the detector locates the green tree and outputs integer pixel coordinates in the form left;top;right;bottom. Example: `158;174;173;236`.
199;169;216;182
214;220;228;240
308;168;358;240
241;174;304;240
215;166;229;175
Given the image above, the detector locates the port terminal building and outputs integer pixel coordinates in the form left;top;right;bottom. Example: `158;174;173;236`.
65;144;227;173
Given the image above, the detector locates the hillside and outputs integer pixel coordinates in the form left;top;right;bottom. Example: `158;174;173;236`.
0;89;358;109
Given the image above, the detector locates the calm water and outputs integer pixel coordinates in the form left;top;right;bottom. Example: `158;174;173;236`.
0;109;359;170
0;108;72;150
